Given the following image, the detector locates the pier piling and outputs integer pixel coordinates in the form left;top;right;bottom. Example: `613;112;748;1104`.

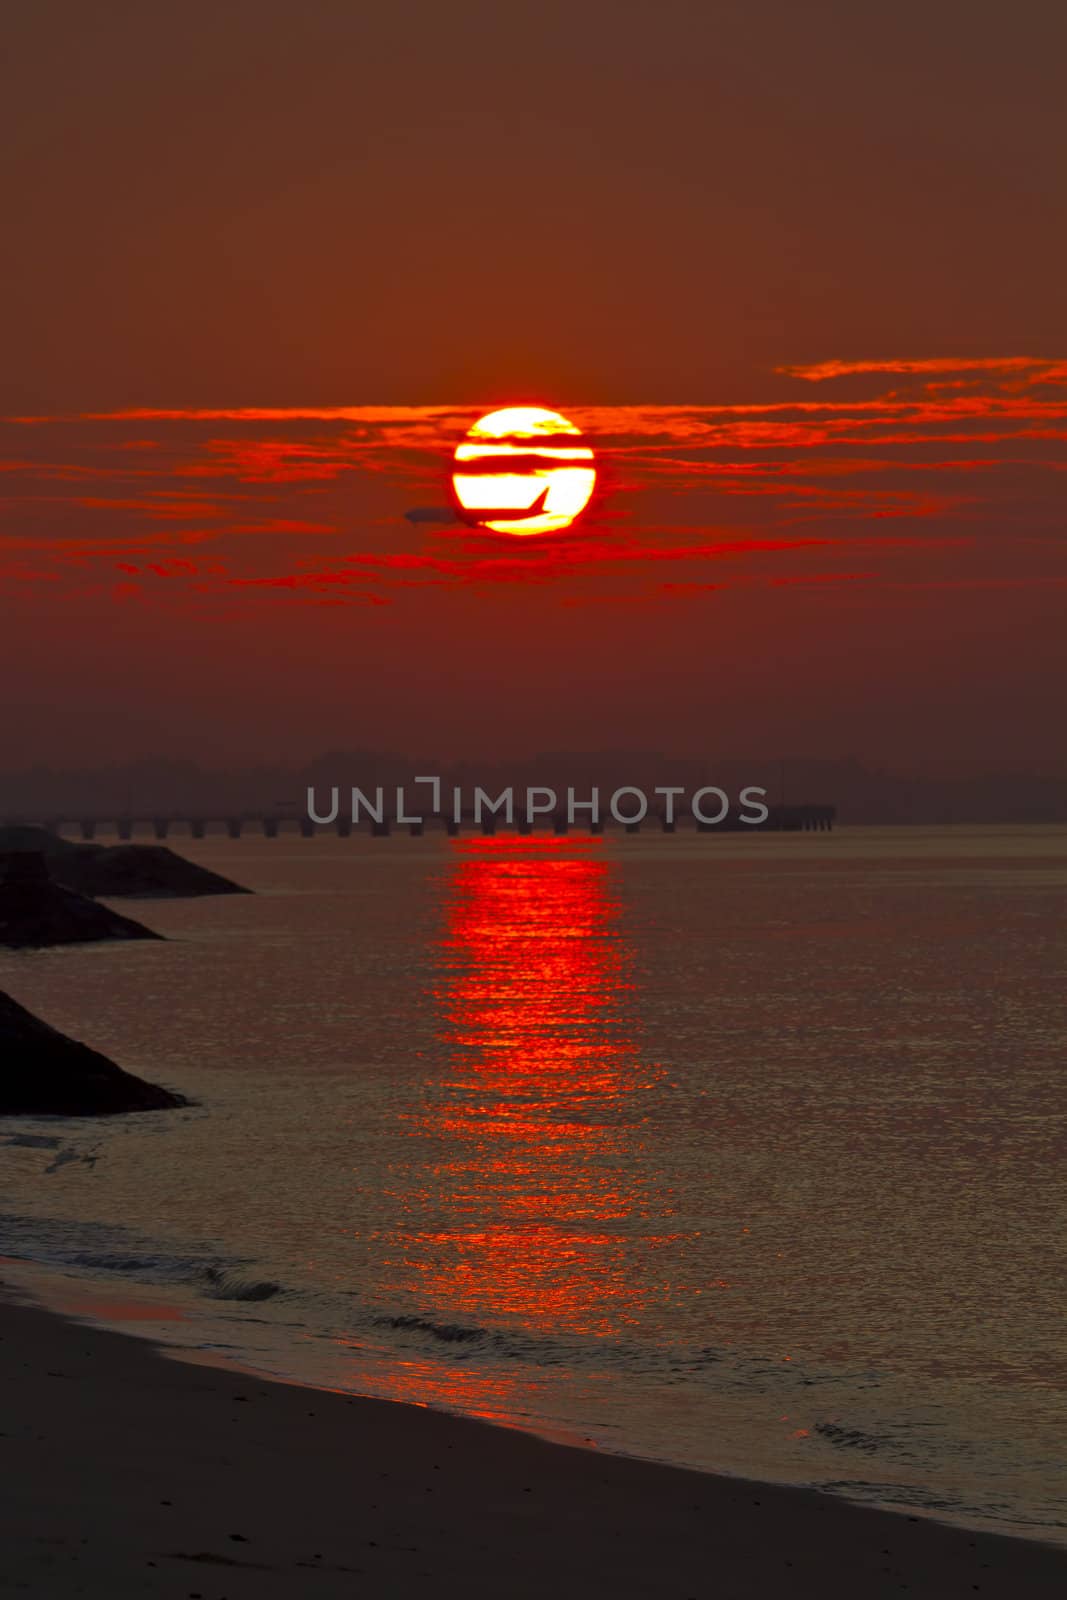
15;800;835;843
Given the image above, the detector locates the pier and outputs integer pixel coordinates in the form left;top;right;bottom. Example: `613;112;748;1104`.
6;804;836;840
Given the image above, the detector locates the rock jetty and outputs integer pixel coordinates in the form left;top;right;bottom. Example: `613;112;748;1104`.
0;827;249;899
0;852;162;947
0;988;185;1115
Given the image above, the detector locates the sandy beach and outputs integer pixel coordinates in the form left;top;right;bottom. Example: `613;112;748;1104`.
1;1283;1064;1599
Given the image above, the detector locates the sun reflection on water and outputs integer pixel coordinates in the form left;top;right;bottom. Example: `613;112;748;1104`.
341;836;672;1418
408;836;663;1336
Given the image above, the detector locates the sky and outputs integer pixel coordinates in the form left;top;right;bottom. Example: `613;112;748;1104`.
1;1;1065;772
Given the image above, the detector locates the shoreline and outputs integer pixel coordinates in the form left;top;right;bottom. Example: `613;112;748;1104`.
2;1278;1065;1598
6;1249;1060;1551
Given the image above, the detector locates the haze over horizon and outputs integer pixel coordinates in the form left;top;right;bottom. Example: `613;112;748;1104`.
2;749;1066;827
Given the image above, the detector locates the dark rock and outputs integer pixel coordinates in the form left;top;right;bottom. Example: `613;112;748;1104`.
0;989;186;1115
0;828;249;899
55;844;250;900
0;853;161;947
0;825;75;852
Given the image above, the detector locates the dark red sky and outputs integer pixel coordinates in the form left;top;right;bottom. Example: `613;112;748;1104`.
1;2;1065;770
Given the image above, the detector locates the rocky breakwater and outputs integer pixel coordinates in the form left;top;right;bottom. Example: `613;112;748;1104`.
0;988;186;1115
0;852;162;948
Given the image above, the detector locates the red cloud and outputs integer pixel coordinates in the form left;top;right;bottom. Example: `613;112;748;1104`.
3;360;1064;613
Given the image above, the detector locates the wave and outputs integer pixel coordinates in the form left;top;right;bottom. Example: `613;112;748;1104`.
201;1267;283;1303
374;1313;490;1344
0;1212;284;1308
815;1421;886;1454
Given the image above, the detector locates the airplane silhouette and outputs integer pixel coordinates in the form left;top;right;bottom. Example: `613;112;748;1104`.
404;485;550;527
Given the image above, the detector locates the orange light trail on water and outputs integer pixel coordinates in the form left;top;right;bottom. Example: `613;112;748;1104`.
386;838;667;1355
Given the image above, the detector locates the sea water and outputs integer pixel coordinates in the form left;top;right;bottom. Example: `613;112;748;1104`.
2;826;1065;1543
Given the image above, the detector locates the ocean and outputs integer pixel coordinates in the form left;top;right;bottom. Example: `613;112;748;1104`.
2;825;1065;1543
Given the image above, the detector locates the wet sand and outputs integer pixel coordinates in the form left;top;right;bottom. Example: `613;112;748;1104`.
1;1286;1064;1599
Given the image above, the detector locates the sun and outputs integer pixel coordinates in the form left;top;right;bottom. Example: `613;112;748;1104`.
450;406;596;535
